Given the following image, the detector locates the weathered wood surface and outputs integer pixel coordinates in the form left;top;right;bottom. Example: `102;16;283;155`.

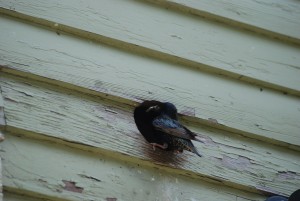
1;74;299;197
1;0;300;95
0;155;2;201
1;133;267;201
150;0;300;43
1;16;300;149
0;0;300;199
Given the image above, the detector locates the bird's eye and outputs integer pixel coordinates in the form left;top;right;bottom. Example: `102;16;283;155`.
146;105;160;112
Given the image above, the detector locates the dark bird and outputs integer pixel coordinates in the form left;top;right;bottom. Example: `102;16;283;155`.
133;100;202;157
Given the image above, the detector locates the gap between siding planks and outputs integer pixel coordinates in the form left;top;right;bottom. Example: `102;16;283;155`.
0;1;300;96
0;16;299;149
0;74;299;197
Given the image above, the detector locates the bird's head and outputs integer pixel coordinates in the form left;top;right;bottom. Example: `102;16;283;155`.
134;100;163;118
146;105;160;113
162;102;177;114
145;101;178;119
135;101;178;119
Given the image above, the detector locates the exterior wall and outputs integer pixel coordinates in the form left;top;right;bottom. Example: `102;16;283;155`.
0;0;299;200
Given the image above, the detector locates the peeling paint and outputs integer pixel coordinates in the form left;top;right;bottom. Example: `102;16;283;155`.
62;180;83;193
196;134;217;147
256;185;280;195
277;171;300;180
106;198;117;201
179;106;195;117
220;155;251;171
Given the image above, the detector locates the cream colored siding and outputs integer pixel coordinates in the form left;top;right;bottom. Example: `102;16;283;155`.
153;0;300;43
1;0;300;95
0;0;299;200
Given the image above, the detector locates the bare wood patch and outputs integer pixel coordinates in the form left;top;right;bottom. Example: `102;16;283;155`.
62;180;83;193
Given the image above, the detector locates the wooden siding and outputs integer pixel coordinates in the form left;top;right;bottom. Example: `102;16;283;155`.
1;16;300;149
0;0;299;200
2;133;266;201
1;0;300;96
149;0;300;44
0;155;2;201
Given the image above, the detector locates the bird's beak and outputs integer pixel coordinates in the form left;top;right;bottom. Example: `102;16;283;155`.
146;105;160;112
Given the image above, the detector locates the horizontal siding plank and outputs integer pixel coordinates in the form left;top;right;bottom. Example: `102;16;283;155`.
1;134;266;201
1;74;299;196
151;0;300;43
0;0;300;95
1;16;300;148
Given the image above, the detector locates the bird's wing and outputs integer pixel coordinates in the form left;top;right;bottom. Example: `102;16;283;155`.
152;115;196;140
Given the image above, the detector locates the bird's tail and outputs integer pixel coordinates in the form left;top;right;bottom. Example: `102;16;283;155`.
178;138;202;157
190;145;202;157
185;140;202;157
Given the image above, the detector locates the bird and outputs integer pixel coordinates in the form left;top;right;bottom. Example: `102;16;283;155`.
133;100;202;157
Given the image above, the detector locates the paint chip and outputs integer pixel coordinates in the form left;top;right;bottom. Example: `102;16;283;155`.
221;155;251;171
277;171;300;180
62;180;83;193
